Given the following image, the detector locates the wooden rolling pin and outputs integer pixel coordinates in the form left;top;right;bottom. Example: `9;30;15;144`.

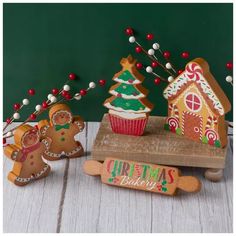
83;158;201;195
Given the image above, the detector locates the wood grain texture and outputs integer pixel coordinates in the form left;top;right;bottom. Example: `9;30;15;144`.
92;114;227;168
3;122;233;233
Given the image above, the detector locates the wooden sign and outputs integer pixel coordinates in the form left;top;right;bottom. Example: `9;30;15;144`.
83;158;201;195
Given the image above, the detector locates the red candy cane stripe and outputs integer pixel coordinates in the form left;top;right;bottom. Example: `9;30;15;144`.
173;105;179;120
206;116;212;129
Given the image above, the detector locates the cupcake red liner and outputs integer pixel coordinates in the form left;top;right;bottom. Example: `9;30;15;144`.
108;114;148;136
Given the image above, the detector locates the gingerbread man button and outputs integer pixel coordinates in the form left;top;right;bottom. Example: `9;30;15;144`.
38;103;85;161
4;124;51;186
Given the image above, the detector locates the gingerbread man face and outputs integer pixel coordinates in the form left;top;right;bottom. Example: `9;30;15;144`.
22;129;40;148
52;110;72;125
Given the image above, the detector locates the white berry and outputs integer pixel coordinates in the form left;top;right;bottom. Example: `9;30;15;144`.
129;36;136;43
35;105;42;111
148;49;155;56
152;43;160;50
168;76;174;83
166;62;172;69
50;96;57;103
146;66;153;73
6;131;12;137
22;98;29;105
47;94;53;100
74;93;82;100
13;113;20;120
89;82;96;89
63;85;70;91
226;75;233;83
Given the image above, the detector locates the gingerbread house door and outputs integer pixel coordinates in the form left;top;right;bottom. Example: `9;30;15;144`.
182;111;202;141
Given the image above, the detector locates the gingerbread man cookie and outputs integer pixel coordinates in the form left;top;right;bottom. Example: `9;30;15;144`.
4;124;51;186
38;103;85;161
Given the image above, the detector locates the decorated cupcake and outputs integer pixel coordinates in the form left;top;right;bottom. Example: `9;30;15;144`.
104;55;154;136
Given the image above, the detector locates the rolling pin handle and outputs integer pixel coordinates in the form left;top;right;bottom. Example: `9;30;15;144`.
83;160;103;176
177;176;201;193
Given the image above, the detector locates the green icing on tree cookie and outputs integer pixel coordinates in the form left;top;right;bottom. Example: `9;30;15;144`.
110;97;146;111
114;84;141;96
118;70;136;82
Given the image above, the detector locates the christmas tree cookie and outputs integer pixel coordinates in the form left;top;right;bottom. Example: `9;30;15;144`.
104;55;154;136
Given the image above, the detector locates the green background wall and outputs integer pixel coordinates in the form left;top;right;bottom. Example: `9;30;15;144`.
3;3;233;121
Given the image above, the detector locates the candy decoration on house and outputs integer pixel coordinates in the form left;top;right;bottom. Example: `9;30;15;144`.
38;103;85;160
4;124;51;186
103;55;154;136
163;58;231;148
83;158;201;195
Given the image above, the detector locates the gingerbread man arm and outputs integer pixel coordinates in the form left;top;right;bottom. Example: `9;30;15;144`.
38;119;52;138
72;116;85;134
4;144;23;162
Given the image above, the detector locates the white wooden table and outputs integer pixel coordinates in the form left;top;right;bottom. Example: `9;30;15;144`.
3;122;233;233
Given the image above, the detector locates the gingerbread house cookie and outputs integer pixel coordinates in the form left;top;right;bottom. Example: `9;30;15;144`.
163;58;231;148
38;103;84;161
4;124;51;186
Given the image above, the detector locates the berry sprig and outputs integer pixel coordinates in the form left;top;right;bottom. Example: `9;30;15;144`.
3;73;96;143
3;89;36;133
125;27;177;77
225;61;233;86
125;27;191;84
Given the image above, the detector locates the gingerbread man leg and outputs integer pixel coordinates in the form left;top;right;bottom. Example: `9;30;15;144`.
67;141;84;159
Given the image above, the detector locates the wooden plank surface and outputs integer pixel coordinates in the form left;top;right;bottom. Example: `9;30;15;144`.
3;122;233;233
92;114;227;168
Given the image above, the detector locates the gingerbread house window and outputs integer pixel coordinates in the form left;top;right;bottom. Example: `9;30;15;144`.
184;93;202;112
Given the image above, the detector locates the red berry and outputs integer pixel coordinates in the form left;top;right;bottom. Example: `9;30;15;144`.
151;61;159;68
30;113;37;120
61;90;69;97
154;77;161;85
178;69;183;75
28;89;35;96
42;101;48;109
80;89;87;96
136;62;143;70
3;138;6;145
146;33;154;40
65;93;72;100
135;46;142;53
98;79;106;86
68;73;76;80
181;51;189;59
34;125;39;130
52;88;59;95
226;62;233;70
163;51;171;59
13;103;21;110
6;118;11;124
125;27;133;35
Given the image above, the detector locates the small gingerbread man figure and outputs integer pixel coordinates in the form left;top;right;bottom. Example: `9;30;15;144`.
4;124;51;186
38;103;85;161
